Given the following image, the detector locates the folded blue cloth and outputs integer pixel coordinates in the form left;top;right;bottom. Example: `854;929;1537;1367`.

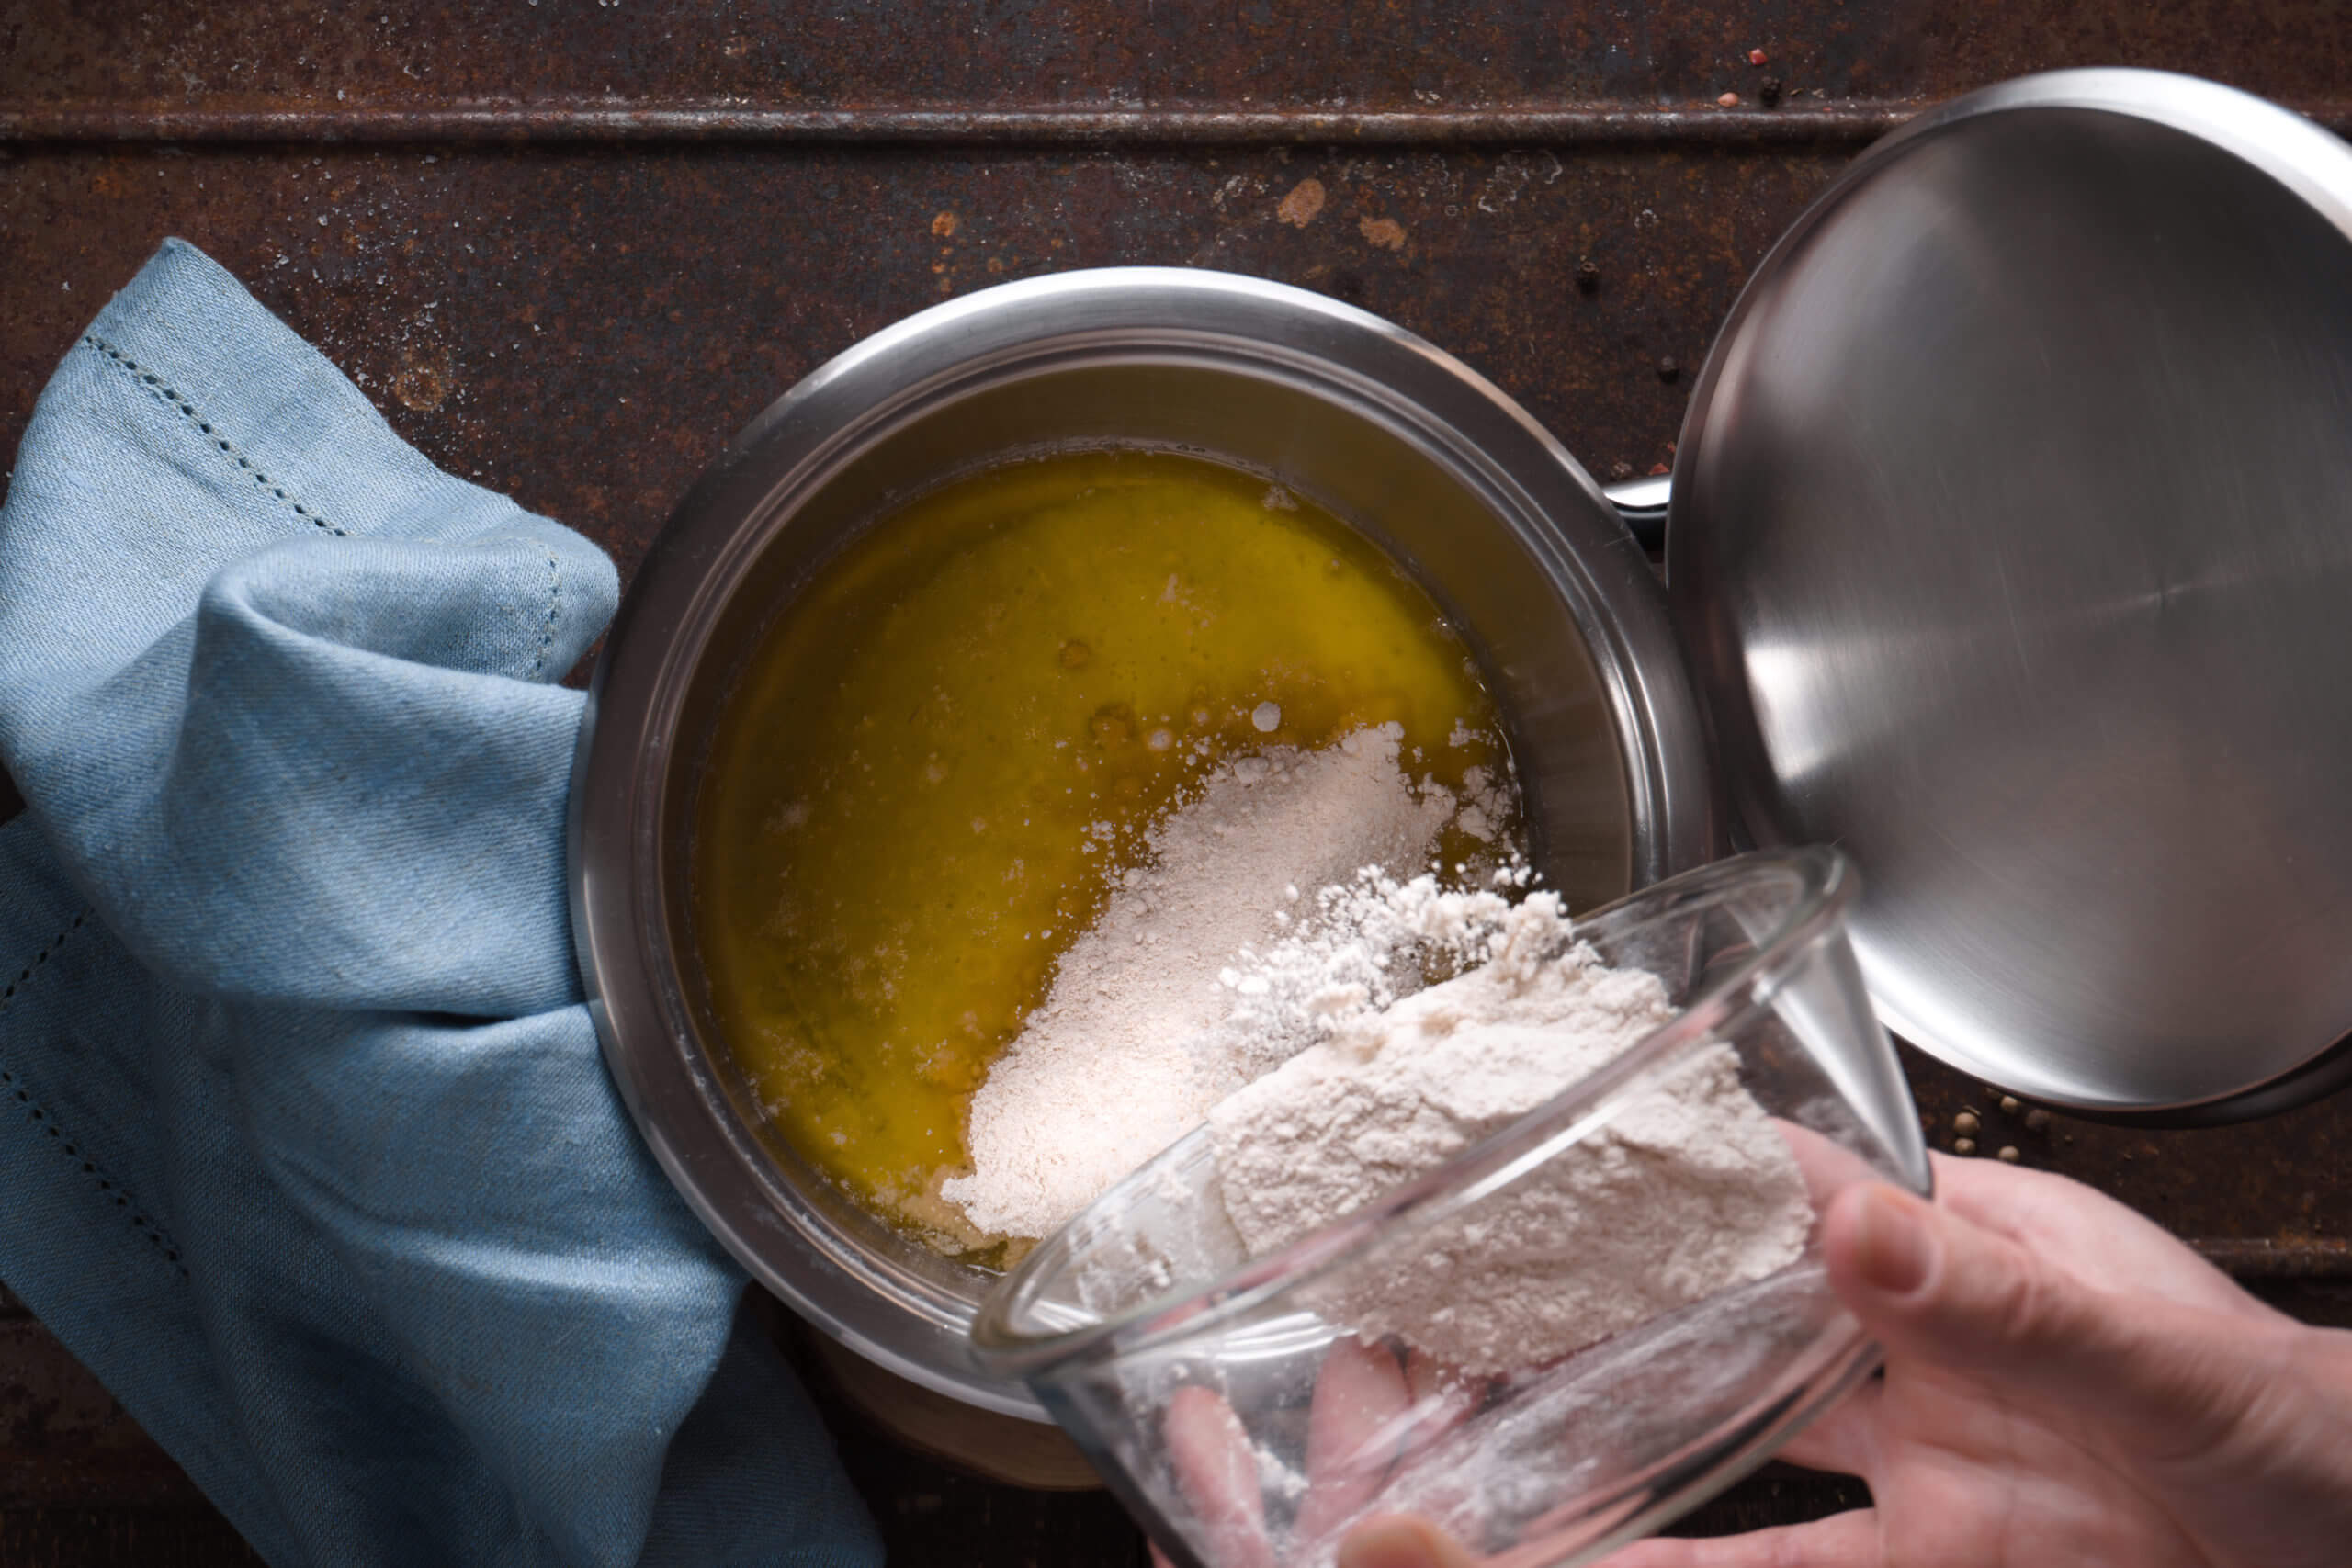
0;239;883;1568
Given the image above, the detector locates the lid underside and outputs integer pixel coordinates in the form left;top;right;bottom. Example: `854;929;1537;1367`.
1670;71;2352;1116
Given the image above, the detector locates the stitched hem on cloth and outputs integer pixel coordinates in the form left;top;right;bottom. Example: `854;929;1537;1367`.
529;552;563;679
0;909;191;1277
82;334;350;540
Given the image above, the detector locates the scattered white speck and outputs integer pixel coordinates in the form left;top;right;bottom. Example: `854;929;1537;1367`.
1251;702;1282;732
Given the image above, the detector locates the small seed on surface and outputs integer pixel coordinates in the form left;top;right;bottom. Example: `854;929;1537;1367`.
2024;1108;2052;1133
1997;1145;2021;1164
1953;1138;1976;1156
1952;1111;1981;1136
2000;1095;2022;1116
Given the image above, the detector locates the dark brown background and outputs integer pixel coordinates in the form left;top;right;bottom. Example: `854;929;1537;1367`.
3;1;2348;1561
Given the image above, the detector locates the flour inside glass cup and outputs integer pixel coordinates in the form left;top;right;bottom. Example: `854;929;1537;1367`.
1206;890;1814;1371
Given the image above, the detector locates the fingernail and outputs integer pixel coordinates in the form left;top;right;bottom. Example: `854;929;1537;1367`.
1336;1517;1446;1568
1850;1184;1936;1296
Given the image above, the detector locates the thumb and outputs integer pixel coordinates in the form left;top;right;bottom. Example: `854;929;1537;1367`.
1823;1182;2279;1444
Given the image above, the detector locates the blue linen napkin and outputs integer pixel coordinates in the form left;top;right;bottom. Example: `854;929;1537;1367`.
0;238;883;1568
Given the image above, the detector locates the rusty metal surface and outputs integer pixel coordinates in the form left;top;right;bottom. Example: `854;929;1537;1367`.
0;1322;209;1509
5;0;2349;151
1901;1049;2349;1258
0;1508;267;1567
4;0;2352;1551
0;142;1847;576
4;0;2350;120
0;104;1933;145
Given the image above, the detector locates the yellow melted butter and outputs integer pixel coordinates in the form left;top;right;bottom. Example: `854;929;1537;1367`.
693;450;1518;1255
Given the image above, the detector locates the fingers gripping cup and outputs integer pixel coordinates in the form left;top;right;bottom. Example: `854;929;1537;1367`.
970;848;1928;1567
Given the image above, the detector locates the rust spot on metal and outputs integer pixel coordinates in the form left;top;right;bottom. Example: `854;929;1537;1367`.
1358;215;1406;250
1276;176;1326;226
392;359;447;413
931;210;959;238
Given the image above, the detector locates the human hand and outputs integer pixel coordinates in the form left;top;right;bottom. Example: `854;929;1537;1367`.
1341;1154;2352;1568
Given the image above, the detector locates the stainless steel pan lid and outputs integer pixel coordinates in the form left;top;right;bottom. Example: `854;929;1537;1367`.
1668;70;2352;1120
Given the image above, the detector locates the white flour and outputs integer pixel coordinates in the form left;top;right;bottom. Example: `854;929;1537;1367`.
943;723;1477;1238
1205;862;1529;1091
1209;897;1815;1372
944;717;1810;1371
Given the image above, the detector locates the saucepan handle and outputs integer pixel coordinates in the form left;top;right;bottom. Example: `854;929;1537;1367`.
1601;474;1670;553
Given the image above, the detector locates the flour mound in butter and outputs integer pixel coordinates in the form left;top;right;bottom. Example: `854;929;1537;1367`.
943;722;1501;1239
